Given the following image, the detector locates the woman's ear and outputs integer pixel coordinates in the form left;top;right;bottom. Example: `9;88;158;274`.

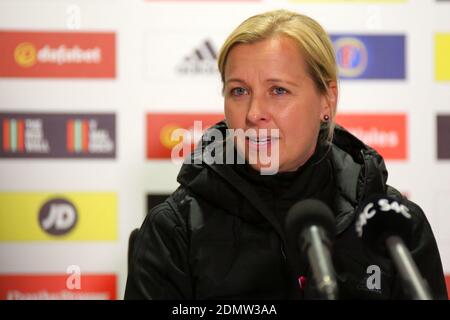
320;80;338;120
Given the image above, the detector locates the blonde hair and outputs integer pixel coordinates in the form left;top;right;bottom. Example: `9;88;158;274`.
218;9;338;142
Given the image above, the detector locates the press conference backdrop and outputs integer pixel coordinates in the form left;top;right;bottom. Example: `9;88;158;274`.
0;0;449;300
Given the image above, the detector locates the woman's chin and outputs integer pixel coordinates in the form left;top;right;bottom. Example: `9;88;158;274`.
247;160;280;175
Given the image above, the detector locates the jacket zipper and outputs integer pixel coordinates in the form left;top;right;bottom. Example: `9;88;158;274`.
281;244;287;261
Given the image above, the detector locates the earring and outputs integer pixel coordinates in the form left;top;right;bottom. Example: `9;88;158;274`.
323;114;330;122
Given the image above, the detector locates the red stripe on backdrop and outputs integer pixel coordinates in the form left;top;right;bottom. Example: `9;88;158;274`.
3;119;10;151
0;274;117;300
82;120;89;152
67;120;74;152
17;119;24;152
445;275;450;300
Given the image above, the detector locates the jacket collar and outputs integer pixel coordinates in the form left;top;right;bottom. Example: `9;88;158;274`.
177;121;388;235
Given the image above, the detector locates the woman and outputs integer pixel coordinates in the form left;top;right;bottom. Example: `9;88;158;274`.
125;9;447;299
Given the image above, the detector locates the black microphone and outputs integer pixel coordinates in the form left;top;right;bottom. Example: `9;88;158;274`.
355;195;432;300
285;199;338;300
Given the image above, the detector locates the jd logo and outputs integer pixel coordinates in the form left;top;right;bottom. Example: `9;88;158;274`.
366;265;381;291
38;198;78;236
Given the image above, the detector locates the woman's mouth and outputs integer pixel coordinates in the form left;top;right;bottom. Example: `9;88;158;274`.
246;136;279;148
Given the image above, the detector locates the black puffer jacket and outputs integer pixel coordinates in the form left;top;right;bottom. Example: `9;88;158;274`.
125;122;447;299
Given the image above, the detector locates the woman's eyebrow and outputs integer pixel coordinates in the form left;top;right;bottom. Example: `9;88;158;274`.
265;78;299;87
225;78;300;86
225;78;246;85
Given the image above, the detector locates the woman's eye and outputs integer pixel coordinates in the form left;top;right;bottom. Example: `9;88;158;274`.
272;87;288;95
230;87;248;96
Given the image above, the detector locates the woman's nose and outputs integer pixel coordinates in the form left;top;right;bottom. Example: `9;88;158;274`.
246;95;271;125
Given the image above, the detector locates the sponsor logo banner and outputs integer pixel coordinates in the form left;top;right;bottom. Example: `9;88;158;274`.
290;0;407;2
176;39;218;76
437;115;450;159
0;274;116;300
0;112;115;158
0;192;117;241
144;32;225;81
144;0;260;2
146;113;406;161
0;31;115;78
336;113;407;160
435;33;450;81
146;113;223;159
331;34;405;79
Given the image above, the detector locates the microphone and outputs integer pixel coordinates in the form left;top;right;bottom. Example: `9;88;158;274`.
355;195;432;300
285;199;338;300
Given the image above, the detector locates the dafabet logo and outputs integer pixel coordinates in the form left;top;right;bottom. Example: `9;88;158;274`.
0;31;115;78
14;42;38;67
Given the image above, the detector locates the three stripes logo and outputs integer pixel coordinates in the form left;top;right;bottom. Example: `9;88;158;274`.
2;118;25;152
66;119;90;153
176;39;218;75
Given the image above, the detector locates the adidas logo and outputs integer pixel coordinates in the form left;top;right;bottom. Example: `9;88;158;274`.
176;39;218;75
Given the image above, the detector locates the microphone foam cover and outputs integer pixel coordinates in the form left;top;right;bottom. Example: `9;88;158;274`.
285;199;336;247
355;195;413;256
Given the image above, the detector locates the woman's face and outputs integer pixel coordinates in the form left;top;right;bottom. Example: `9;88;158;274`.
224;36;335;173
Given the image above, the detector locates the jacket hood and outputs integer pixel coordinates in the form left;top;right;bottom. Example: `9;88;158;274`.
177;120;388;234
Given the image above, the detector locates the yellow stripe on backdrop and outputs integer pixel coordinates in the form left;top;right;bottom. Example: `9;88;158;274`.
436;33;450;81
289;0;407;3
0;192;117;241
